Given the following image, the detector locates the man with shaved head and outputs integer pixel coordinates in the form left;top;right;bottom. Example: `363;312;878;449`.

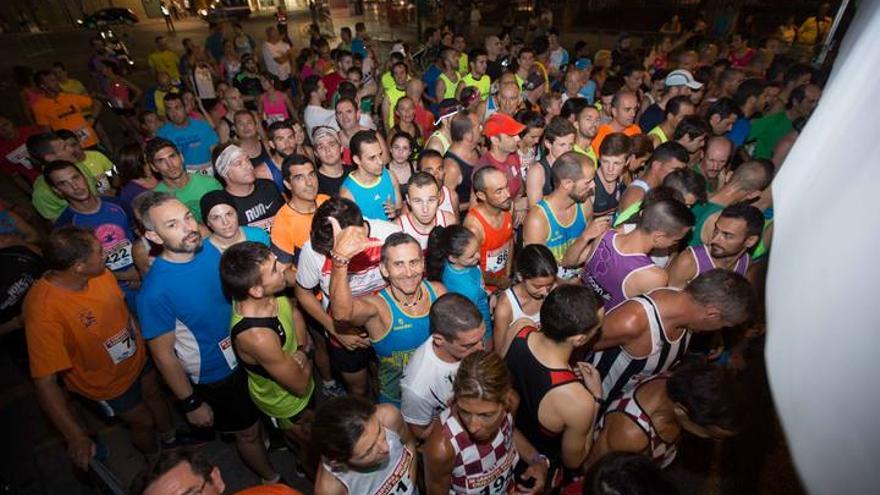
592;90;642;155
690;159;775;246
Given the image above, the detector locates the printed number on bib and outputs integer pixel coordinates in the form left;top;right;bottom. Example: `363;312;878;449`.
485;246;509;274
105;240;134;270
104;327;137;364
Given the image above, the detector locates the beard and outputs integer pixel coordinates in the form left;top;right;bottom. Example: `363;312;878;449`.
166;231;203;254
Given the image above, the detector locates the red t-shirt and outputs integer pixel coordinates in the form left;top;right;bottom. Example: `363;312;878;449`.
477;151;523;199
322;72;346;101
414;104;435;139
0;126;42;184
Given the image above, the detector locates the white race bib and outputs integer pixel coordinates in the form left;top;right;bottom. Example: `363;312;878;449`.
105;240;134;271
5;144;35;169
218;336;238;370
485;246;509;274
104;327;137;364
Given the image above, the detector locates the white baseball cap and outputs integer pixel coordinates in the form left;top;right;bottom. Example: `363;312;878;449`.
665;69;703;90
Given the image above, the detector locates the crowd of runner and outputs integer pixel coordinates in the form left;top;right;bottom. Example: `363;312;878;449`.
0;4;832;494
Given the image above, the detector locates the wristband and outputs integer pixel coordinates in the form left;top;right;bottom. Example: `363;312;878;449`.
530;453;550;469
178;393;203;413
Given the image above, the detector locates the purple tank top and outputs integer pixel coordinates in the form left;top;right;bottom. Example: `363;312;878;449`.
583;230;654;312
691;245;749;279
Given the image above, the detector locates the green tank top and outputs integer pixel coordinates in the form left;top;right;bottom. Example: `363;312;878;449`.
613;200;642;227
438;72;460;99
751;218;773;260
385;85;407;128
462;73;491;101
230;297;314;420
689;201;725;246
647;125;668;144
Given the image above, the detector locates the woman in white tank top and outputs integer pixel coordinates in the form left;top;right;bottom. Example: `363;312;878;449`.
313;397;418;495
493;245;559;353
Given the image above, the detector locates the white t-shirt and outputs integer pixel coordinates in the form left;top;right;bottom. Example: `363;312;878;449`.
400;339;460;426
304;104;339;138
295;218;400;308
262;40;292;81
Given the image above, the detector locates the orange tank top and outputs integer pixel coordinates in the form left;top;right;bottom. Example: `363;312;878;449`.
468;207;513;278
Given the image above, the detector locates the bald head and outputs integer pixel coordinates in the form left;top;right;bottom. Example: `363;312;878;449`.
611;91;639;127
731;160;774;192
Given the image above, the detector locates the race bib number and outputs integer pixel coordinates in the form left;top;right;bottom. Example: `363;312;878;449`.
471;450;517;494
105;240;134;271
485;246;510;274
375;447;415;495
104;327;137;364
218;336;238;370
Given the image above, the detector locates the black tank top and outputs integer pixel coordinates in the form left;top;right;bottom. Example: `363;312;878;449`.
230;316;286;379
222;114;237;140
592;174;626;217
539;157;554;197
505;326;583;467
445;150;475;205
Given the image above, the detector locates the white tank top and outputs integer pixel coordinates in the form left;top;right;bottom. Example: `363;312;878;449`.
399;210;448;250
503;287;541;326
325;427;416;495
438;185;455;216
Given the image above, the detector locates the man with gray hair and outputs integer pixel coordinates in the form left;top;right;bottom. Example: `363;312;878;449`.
135;191;283;484
214;144;282;232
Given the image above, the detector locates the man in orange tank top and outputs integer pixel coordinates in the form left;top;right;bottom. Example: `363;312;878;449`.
463;166;514;291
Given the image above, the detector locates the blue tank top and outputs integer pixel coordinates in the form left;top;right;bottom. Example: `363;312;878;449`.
537;199;586;279
374;281;439;405
342;168;397;221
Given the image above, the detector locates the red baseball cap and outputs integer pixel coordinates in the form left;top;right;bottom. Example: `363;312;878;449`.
483;112;526;138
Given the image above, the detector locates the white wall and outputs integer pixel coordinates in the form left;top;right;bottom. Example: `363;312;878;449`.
766;0;880;493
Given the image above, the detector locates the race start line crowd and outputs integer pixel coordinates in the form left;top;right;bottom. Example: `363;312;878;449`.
0;4;831;495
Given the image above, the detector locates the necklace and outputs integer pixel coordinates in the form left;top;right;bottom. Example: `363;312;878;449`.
389;284;424;309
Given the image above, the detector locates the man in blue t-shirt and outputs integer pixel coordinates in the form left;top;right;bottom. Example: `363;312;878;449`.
155;93;219;174
135;192;282;484
46;161;140;306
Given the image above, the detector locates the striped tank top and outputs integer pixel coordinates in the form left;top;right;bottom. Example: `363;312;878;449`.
590;292;691;406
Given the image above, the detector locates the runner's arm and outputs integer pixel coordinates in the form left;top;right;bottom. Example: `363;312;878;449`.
236;328;312;395
557;386;599;469
328;260;379;328
512;427;550;494
525;163;545;207
33;374;89;448
147;333;194;400
666;247;697;288
522;206;549;246
422;427;455;495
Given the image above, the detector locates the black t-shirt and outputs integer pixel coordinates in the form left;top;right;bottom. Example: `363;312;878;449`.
639;103;665;133
234;73;262;99
317;165;354;198
230;179;283;232
487;58;505;82
0;246;45;322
